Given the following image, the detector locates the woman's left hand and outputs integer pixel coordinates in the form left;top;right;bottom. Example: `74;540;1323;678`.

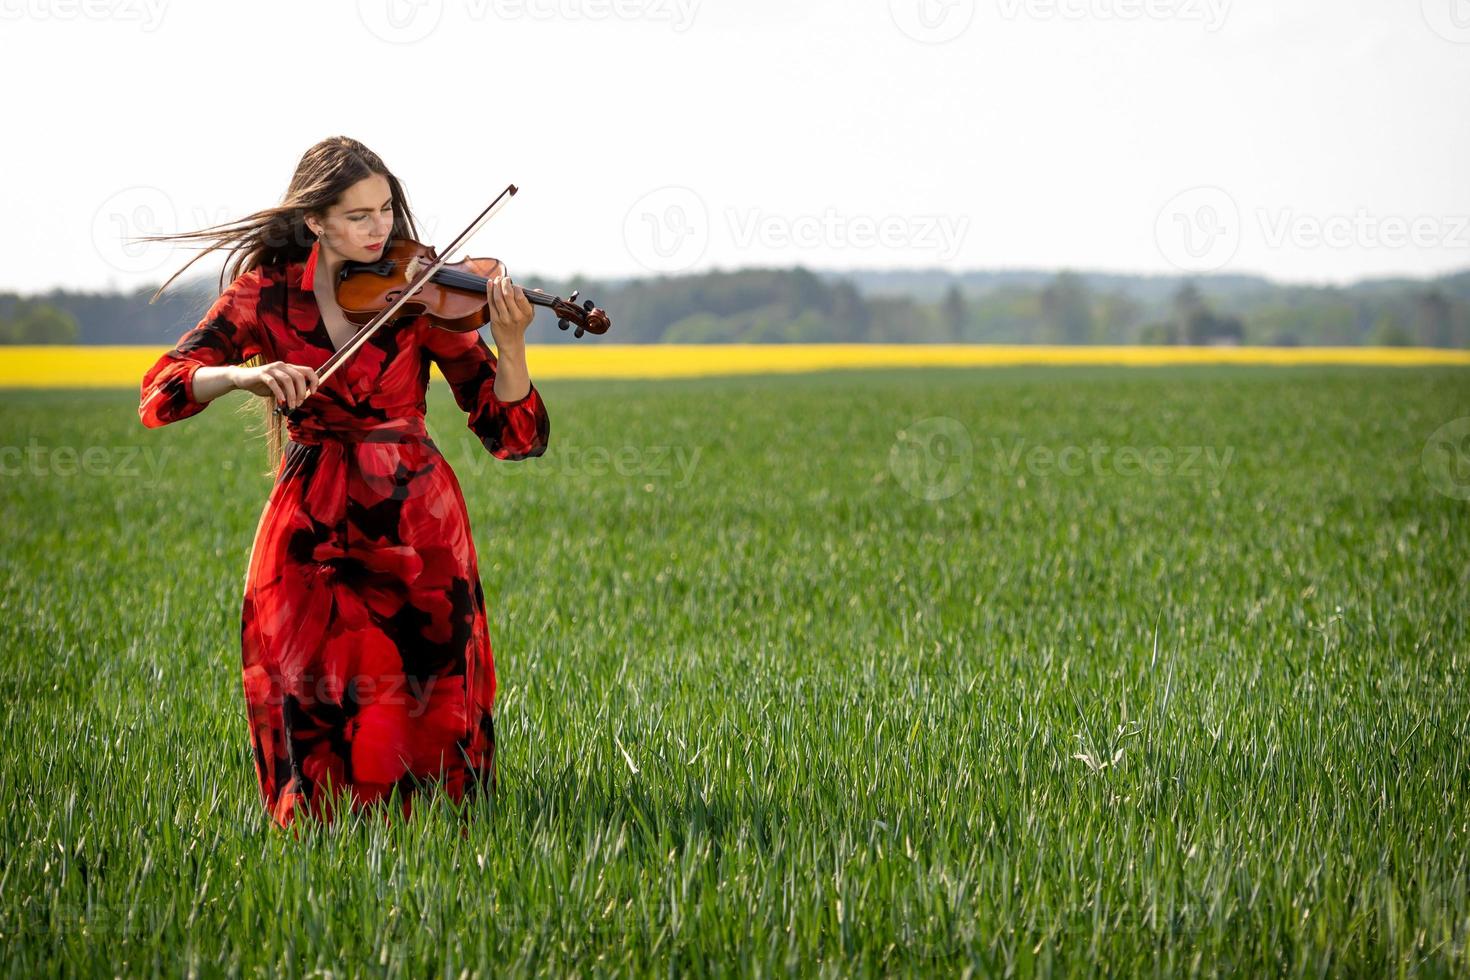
457;256;537;348
485;270;535;349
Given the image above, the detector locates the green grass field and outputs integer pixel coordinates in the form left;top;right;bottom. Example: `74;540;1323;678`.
2;366;1467;977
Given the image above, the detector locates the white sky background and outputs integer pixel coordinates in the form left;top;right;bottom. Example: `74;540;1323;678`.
1;0;1467;293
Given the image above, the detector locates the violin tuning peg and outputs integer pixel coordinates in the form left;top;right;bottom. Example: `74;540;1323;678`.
557;318;570;331
575;325;585;339
569;290;579;304
583;299;595;312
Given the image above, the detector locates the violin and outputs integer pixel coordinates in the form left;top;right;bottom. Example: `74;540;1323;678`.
335;237;611;340
274;184;609;420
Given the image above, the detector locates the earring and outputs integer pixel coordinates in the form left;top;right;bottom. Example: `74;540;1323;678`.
302;236;321;291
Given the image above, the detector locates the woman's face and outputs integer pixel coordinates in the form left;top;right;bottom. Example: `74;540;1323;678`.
311;173;394;262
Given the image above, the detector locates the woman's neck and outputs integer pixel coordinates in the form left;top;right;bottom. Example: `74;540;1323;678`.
311;248;346;311
319;246;346;286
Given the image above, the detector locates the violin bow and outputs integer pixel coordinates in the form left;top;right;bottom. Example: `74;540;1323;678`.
274;183;520;420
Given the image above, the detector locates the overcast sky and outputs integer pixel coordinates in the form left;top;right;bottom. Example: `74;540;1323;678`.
2;0;1467;294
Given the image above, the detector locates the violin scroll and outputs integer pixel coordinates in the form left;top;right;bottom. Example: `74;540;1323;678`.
550;289;611;339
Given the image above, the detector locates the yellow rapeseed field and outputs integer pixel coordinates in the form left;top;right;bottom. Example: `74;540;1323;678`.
1;343;1467;388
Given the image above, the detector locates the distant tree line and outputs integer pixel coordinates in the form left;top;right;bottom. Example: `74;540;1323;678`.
3;265;1467;347
0;301;79;344
0;279;209;346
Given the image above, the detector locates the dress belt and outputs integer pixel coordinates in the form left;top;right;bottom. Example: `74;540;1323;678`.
286;415;429;446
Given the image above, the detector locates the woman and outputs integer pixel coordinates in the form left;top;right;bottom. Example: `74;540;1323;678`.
137;136;549;830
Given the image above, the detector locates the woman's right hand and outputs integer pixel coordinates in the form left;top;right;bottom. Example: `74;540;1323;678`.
230;361;320;411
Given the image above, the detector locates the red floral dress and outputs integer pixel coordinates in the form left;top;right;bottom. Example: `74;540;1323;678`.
138;258;549;829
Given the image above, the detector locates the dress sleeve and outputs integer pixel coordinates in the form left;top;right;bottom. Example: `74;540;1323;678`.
421;323;549;461
138;269;265;428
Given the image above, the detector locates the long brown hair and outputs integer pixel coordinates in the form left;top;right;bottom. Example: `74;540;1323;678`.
136;136;424;475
